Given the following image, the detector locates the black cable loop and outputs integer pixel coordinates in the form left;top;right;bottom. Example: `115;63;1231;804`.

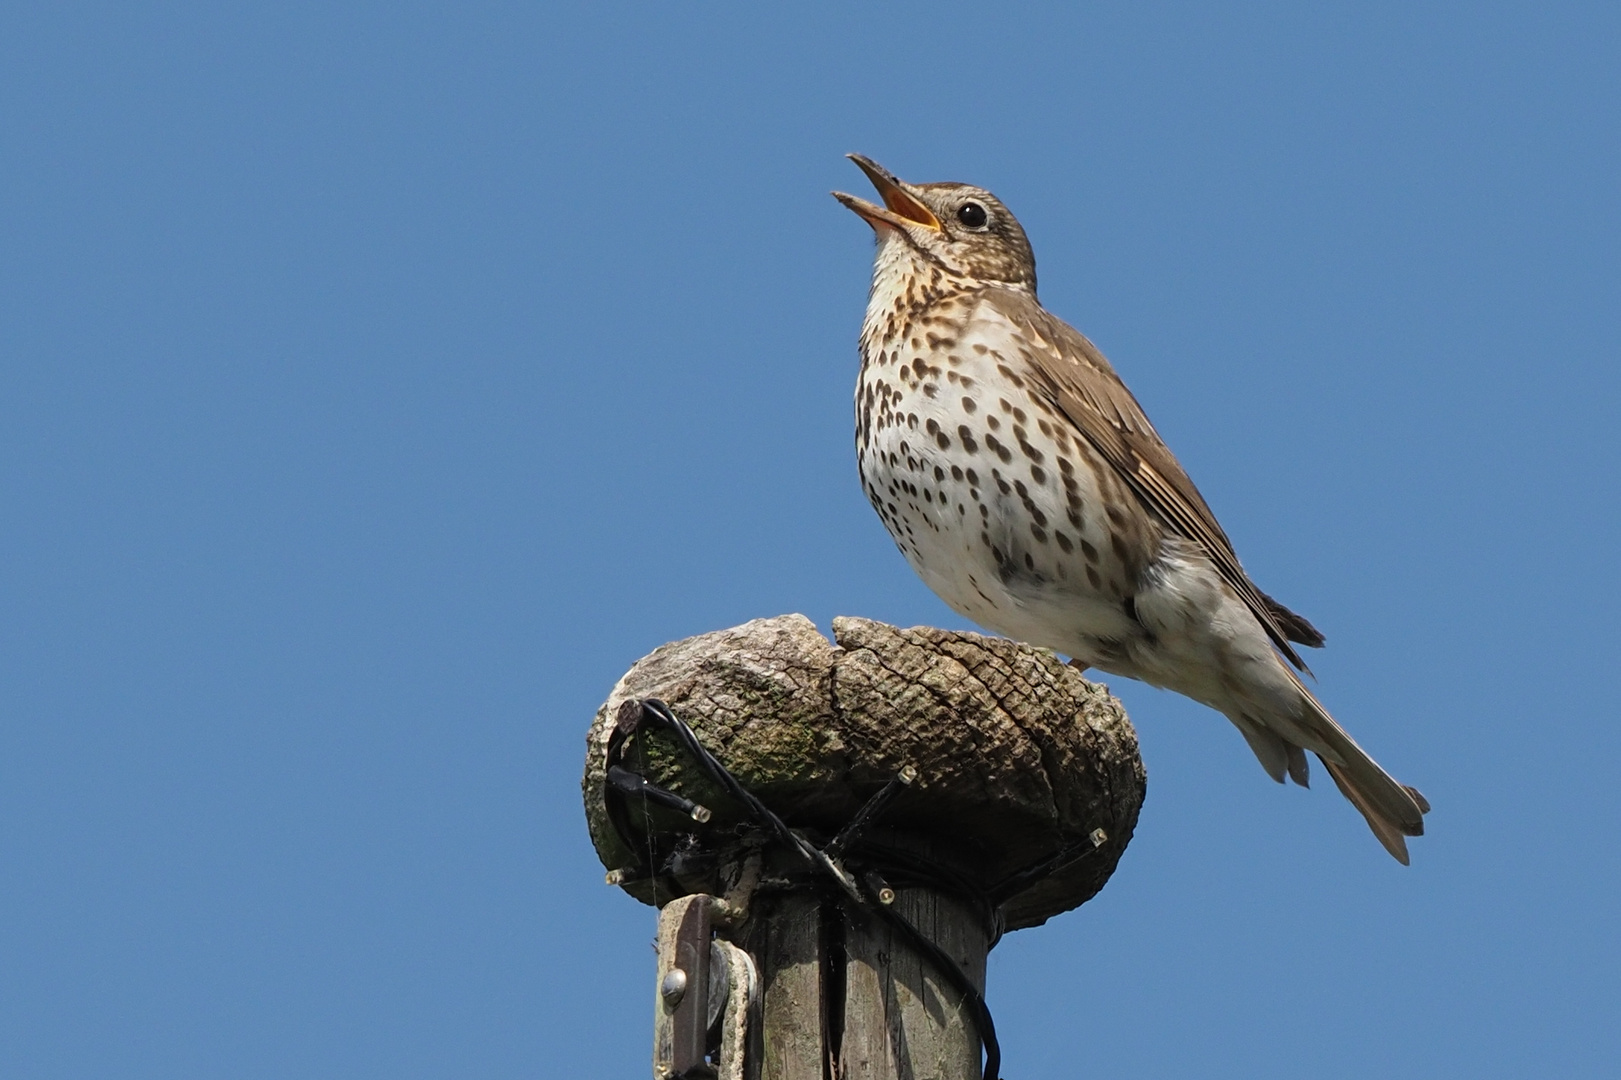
604;698;1012;1080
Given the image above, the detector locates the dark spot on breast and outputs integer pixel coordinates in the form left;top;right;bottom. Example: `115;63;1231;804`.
922;383;938;398
1012;406;1027;424
936;431;950;449
1030;464;1046;485
1055;531;1074;553
958;427;979;453
996;476;1012;495
984;434;1013;463
1023;552;1035;570
965;468;979;486
933;466;945;481
951;465;964;481
996;364;1026;389
973;343;989;354
1106;506;1127;528
1081;538;1099;562
1086;566;1102;589
1057;456;1074;476
1111;532;1130;560
962;397;977;413
985;415;1000;431
1031;523;1048;543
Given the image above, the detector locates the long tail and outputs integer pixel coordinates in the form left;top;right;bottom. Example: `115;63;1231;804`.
1322;755;1430;864
1232;666;1430;863
1290;669;1428;863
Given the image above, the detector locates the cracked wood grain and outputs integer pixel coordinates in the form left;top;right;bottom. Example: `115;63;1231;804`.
583;615;1145;1080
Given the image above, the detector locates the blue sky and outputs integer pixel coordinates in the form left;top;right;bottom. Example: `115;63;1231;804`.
2;2;1617;1076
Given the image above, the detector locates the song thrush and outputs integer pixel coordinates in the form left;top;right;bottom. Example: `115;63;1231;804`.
834;155;1429;862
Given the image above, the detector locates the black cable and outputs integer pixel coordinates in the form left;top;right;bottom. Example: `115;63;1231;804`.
851;878;1002;1080
637;700;865;906
605;698;1007;1080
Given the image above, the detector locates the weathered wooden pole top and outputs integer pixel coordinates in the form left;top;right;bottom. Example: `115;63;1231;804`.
583;614;1145;932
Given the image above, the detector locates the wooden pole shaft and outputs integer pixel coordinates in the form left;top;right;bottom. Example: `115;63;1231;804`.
738;883;987;1080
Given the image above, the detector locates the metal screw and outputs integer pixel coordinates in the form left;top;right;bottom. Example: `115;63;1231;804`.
877;887;896;905
689;804;712;823
1089;827;1108;847
605;869;627;885
898;764;919;784
660;968;688;1008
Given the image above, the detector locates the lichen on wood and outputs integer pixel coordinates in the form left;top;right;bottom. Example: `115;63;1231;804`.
583;614;1145;930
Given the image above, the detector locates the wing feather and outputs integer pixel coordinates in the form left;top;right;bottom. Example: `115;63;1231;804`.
982;289;1315;672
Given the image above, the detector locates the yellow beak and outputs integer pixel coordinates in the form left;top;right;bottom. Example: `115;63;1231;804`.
833;154;942;232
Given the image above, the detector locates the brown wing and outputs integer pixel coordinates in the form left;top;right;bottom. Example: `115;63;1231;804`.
981;289;1321;671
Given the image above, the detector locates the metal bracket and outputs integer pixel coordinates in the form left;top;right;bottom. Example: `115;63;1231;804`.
653;894;757;1080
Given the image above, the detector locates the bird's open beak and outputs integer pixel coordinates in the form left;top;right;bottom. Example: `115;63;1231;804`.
833;154;942;232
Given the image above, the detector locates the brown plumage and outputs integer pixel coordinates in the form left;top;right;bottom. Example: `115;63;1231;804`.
835;155;1429;862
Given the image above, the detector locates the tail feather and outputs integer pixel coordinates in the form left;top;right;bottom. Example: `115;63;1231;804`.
1324;759;1419;864
1239;666;1430;862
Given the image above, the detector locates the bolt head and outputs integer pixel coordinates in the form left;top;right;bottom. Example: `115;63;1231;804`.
660;969;688;1007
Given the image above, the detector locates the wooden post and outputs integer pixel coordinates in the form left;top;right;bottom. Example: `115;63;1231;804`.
583;615;1146;1080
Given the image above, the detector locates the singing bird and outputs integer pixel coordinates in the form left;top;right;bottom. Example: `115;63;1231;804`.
834;155;1429;862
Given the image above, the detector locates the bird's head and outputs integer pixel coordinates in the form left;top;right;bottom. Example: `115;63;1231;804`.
833;154;1036;293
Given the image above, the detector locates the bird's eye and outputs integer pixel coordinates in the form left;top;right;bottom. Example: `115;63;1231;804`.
956;201;989;229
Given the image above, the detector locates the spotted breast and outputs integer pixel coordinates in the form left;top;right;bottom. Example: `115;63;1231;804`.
856;278;1164;669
